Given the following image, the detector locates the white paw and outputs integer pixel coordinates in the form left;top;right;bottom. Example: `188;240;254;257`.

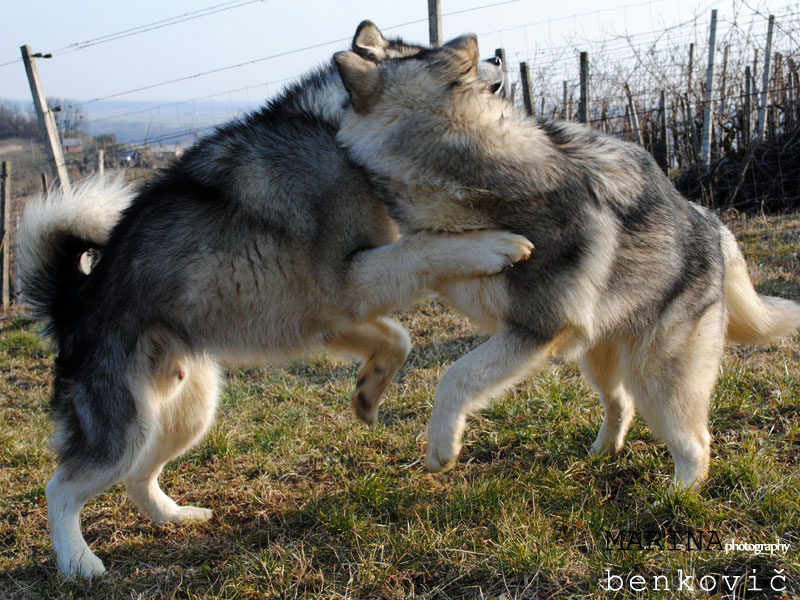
425;431;461;473
670;474;704;493
496;231;534;264
469;230;533;275
166;505;213;523
59;548;106;578
589;436;620;457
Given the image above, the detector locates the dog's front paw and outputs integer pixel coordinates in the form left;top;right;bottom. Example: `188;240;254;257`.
425;432;462;473
171;506;213;523
467;230;533;275
425;447;459;473
59;548;106;578
498;231;534;264
589;436;622;457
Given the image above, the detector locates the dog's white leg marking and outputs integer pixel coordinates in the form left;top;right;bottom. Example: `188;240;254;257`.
426;329;548;472
580;344;635;456
124;355;220;523
325;317;411;425
625;303;725;491
346;230;532;322
46;468;111;577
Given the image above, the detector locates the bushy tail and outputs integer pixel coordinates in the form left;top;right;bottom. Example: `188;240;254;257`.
16;174;136;335
720;225;800;345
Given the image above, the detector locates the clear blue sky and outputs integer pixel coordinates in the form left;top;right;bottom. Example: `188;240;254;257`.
0;0;792;106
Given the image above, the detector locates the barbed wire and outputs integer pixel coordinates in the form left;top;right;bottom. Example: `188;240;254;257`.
44;3;794;129
0;0;265;69
53;0;528;112
475;0;668;39
51;0;264;56
512;9;797;65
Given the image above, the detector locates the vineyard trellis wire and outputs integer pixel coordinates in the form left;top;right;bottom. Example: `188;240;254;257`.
491;4;800;209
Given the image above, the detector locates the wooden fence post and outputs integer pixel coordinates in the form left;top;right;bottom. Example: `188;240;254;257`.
756;14;775;140
601;101;609;133
520;62;534;116
788;62;799;126
670;100;683;167
744;66;752;146
700;9;717;167
579;51;589;124
428;0;442;47
20;45;71;195
682;94;698;160
624;83;643;145
1;162;10;309
774;52;785;126
719;44;729;121
659;90;670;173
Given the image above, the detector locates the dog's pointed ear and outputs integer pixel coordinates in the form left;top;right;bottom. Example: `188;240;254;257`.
334;51;383;113
443;34;480;76
352;20;390;61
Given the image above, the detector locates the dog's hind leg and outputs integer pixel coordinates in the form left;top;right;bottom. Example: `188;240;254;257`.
580;343;635;456
426;328;549;472
325;318;411;426
46;349;142;577
123;354;220;524
47;463;122;577
624;302;725;491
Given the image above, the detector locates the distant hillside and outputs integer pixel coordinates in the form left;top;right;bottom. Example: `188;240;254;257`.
83;98;260;145
0;97;262;146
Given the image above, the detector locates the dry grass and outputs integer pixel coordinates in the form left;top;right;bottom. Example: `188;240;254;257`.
0;215;798;599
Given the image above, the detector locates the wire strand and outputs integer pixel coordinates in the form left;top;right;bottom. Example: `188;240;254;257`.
62;0;531;110
52;0;264;55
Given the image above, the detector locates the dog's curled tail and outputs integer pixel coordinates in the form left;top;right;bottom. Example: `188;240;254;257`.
721;225;800;345
16;174;135;334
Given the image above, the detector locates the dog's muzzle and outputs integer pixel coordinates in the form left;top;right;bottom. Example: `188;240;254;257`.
478;56;505;96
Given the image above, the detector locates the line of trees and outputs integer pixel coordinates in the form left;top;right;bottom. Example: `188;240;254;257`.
0;98;87;141
0;101;38;139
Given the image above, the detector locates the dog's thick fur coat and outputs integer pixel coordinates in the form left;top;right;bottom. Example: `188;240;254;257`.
334;34;800;490
16;25;533;577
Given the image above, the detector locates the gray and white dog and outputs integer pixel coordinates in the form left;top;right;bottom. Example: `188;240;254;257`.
334;34;800;491
16;24;532;577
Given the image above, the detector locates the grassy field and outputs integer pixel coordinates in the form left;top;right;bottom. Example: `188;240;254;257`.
0;214;798;599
